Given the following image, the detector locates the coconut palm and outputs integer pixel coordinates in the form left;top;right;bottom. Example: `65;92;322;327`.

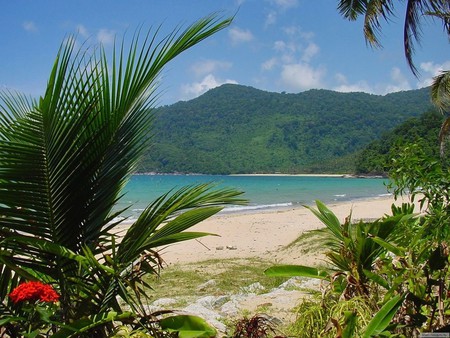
337;0;450;150
337;0;449;76
0;14;245;336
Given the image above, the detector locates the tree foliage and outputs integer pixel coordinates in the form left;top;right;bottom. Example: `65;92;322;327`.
138;84;432;174
355;109;443;174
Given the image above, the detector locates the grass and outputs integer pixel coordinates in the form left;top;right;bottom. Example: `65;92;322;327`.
146;257;288;302
139;230;331;337
144;229;330;303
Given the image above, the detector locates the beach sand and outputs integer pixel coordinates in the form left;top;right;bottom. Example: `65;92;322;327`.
153;195;415;266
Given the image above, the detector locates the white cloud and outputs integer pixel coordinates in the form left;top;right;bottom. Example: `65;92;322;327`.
97;29;115;46
273;40;297;55
269;0;299;10
190;60;232;77
76;24;89;38
301;42;319;62
418;60;450;87
274;40;287;52
265;11;277;26
334;81;372;93
229;27;254;45
261;58;278;71
280;63;325;91
23;21;37;32
333;73;372;93
383;67;411;92
180;74;238;100
333;68;412;94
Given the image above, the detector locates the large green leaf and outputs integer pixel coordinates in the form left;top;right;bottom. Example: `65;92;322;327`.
264;265;329;280
159;315;217;338
306;200;344;242
362;294;404;338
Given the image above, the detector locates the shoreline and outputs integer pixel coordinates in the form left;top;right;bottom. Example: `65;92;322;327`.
134;172;386;179
126;194;415;266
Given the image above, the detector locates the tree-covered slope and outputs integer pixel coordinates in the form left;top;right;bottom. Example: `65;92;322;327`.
355;110;443;175
138;84;433;174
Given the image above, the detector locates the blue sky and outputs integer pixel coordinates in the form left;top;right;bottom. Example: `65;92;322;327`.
1;0;449;106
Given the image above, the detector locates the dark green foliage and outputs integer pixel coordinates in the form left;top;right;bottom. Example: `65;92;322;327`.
355;110;443;175
137;84;432;174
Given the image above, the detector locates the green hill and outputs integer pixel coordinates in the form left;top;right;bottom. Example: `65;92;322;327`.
354;110;443;175
138;84;434;174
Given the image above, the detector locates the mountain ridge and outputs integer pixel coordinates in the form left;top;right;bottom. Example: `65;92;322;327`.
139;84;434;174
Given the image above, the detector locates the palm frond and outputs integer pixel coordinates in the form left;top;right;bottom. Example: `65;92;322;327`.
338;0;368;20
363;0;395;49
117;183;245;264
432;70;450;112
0;13;235;325
403;0;427;76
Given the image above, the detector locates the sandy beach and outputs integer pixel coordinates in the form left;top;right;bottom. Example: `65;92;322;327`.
151;195;415;266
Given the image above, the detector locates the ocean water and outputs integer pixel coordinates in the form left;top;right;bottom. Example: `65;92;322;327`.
116;174;391;220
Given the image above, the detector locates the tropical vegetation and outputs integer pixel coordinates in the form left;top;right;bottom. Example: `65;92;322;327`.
138;85;432;174
1;1;449;337
263;1;450;336
355;109;444;174
0;13;248;337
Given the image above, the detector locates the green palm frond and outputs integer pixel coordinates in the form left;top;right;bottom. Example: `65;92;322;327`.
403;0;427;76
337;0;369;20
338;0;449;77
363;0;395;49
0;13;239;327
432;70;450;112
117;183;245;264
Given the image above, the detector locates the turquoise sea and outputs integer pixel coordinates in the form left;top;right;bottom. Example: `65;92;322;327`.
116;174;391;220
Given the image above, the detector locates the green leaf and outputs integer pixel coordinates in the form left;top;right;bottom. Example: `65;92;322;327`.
342;311;357;338
362;294;404;338
0;316;26;325
159;315;217;338
0;13;236;322
306;200;344;242
363;269;390;290
371;236;405;257
52;311;134;338
264;265;329;280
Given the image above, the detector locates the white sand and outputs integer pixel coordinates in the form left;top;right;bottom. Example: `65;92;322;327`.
153;195;415;265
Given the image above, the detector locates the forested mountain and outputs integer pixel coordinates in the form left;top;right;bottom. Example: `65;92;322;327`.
354;110;443;175
138;84;433;174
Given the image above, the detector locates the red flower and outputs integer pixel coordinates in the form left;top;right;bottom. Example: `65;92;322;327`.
9;281;59;304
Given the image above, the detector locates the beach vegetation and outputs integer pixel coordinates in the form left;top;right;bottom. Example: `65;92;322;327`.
0;13;249;337
230;314;283;338
148;258;287;300
266;144;450;336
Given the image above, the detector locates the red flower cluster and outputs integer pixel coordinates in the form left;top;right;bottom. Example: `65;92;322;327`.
9;281;59;304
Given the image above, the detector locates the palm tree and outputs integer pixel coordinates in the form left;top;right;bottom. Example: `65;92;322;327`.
0;14;245;336
337;0;449;75
337;0;450;150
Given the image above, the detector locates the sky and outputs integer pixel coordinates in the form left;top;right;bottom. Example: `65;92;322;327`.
1;0;449;106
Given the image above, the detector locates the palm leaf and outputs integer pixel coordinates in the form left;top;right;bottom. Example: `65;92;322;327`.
337;0;368;20
264;265;329;280
0;13;235;325
362;294;404;337
433;70;450;105
117;183;245;263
